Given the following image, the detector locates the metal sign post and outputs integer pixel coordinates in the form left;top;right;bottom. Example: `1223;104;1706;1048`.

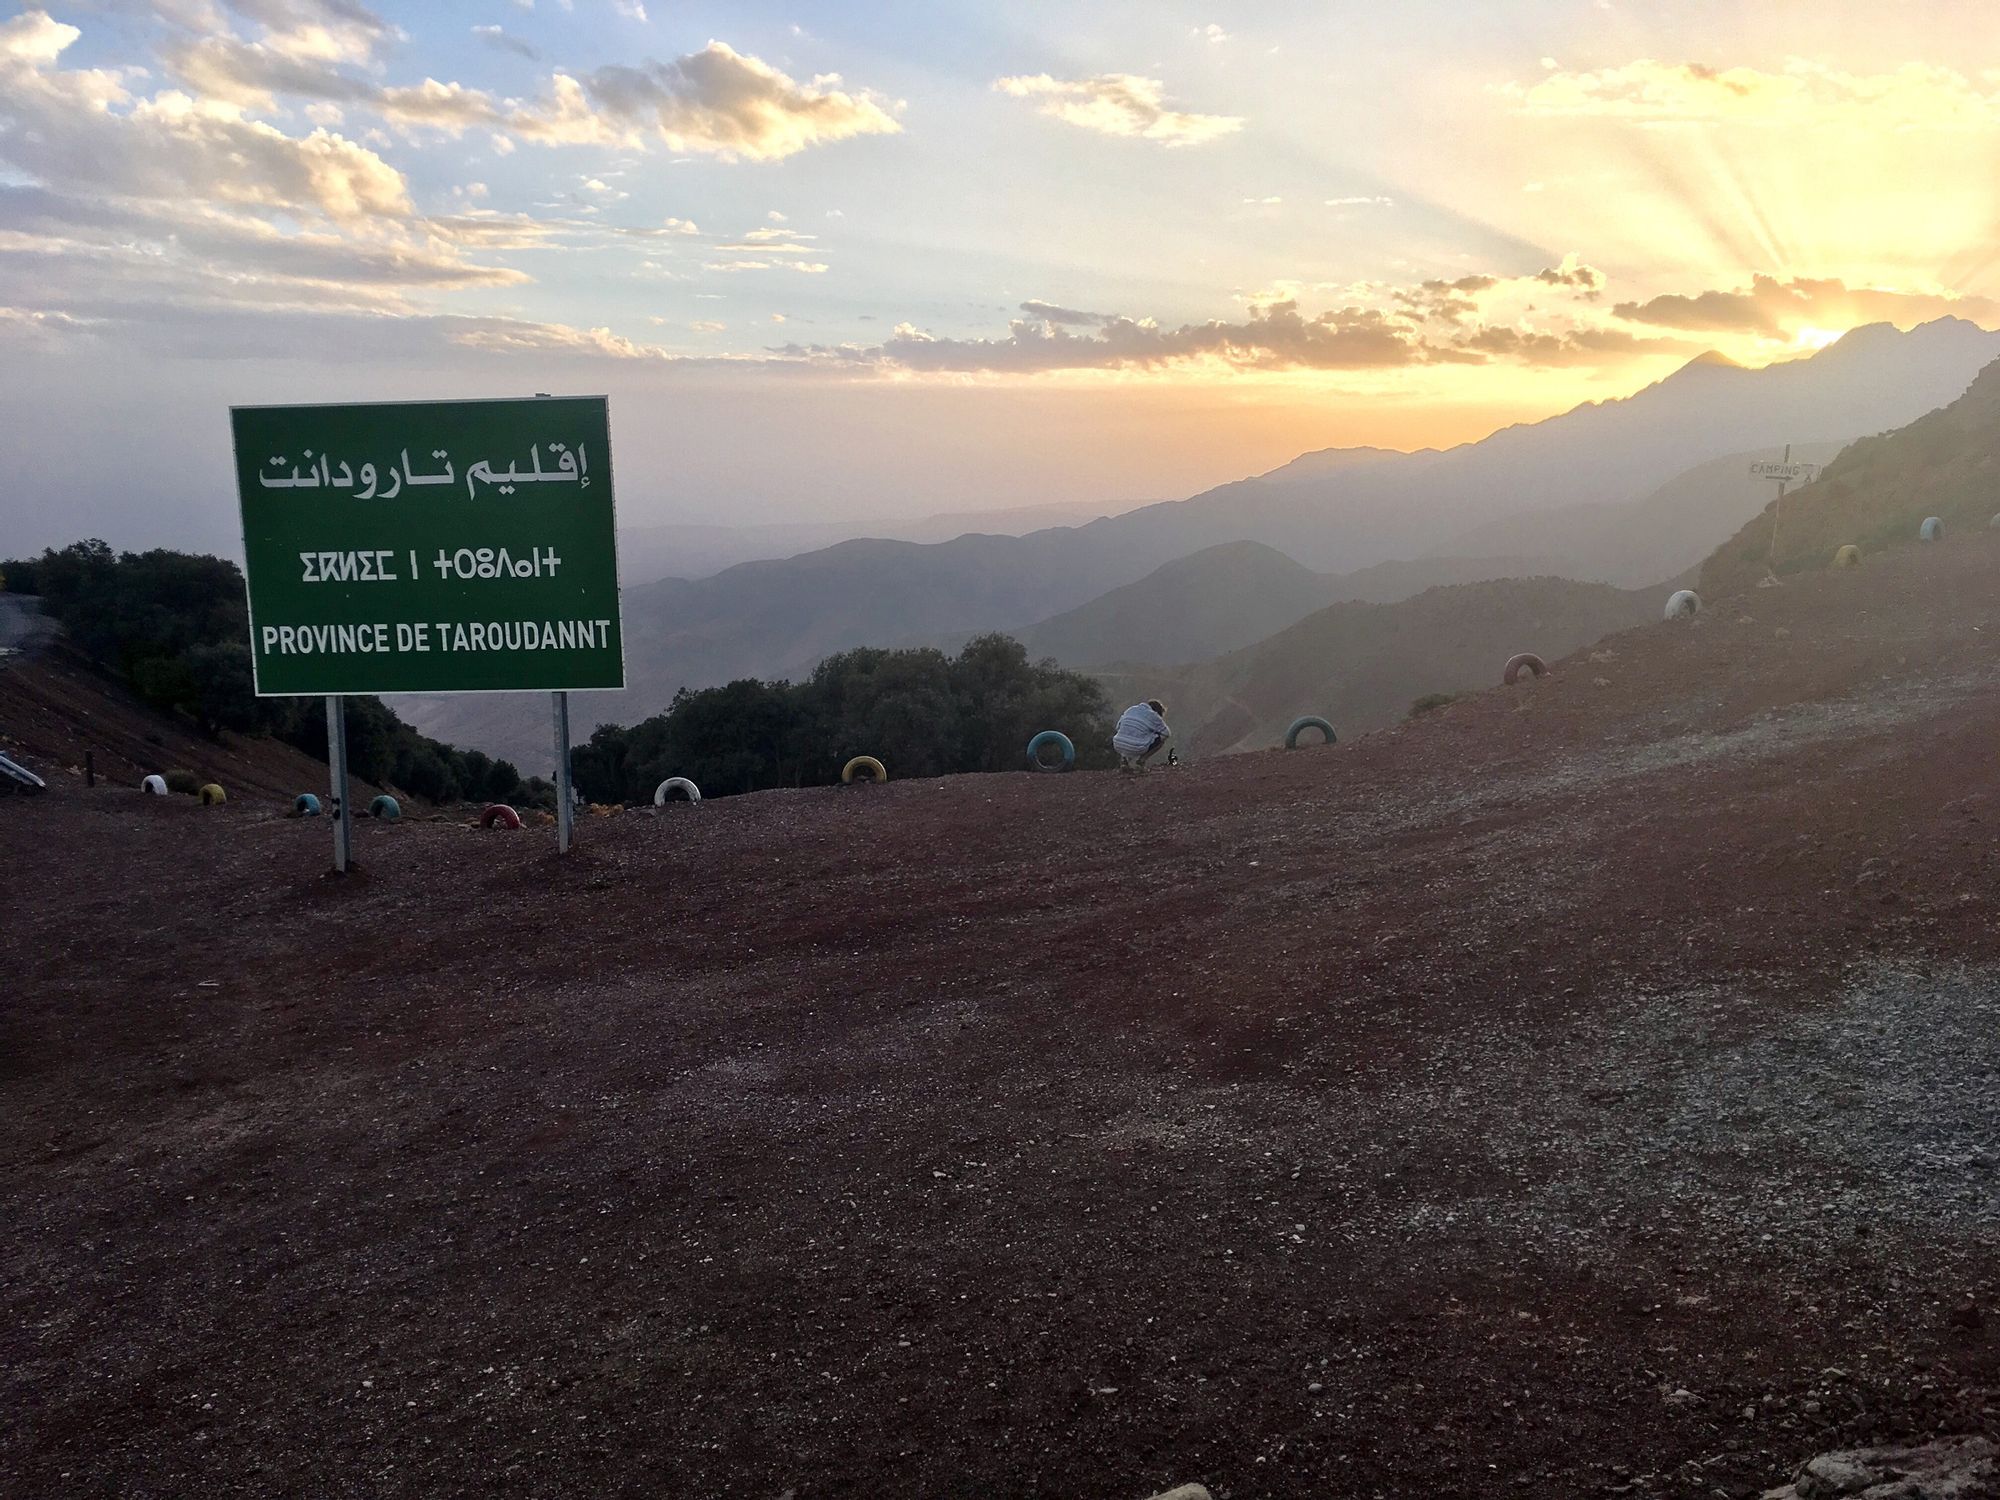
327;694;352;873
553;690;573;854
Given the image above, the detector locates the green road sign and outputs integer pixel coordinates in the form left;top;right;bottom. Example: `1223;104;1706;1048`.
230;396;624;695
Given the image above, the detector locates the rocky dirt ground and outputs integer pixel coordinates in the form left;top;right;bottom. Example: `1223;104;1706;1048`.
6;538;2000;1498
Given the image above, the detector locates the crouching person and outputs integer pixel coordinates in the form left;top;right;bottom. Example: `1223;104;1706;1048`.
1113;699;1172;772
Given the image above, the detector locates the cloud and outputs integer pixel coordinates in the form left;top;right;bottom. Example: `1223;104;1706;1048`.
717;226;818;252
1505;58;2000;130
471;24;538;60
1614;273;2000;334
1192;24;1228;44
1;12;411;220
1018;300;1110;326
788;301;1451;374
563;42;900;159
162;28;900;162
993;73;1242;146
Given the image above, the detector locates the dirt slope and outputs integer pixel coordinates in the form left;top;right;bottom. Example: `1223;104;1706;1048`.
1109;574;1666;755
0;639;349;802
6;536;2000;1499
1701;354;2000;597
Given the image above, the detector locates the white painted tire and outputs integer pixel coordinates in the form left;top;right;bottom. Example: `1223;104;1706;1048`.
653;777;701;806
1664;589;1701;621
141;774;168;795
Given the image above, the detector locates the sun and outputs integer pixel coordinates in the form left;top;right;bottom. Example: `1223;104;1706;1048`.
1793;326;1847;352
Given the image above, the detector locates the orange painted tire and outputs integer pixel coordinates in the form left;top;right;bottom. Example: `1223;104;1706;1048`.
480;803;522;829
841;756;887;785
1503;653;1547;685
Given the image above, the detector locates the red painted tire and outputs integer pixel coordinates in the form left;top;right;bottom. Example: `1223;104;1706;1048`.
1504;652;1547;685
480;803;522;830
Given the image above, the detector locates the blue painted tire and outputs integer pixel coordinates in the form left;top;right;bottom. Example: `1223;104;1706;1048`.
1285;716;1337;748
1920;516;1944;542
294;793;322;816
369;795;401;821
1026;730;1076;772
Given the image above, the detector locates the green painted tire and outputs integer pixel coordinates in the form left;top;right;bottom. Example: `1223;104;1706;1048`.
1285;716;1337;749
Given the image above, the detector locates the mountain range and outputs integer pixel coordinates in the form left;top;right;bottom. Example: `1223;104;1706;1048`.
397;318;2000;768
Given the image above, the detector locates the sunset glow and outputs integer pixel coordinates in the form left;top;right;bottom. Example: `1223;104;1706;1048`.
1;0;1997;544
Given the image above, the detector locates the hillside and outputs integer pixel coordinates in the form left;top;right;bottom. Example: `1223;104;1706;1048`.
1433;441;1847;586
1008;544;1563;669
617;497;1130;585
1702;355;2000;597
1106;575;1665;756
9;535;2000;1498
0;633;349;802
402;319;2000;767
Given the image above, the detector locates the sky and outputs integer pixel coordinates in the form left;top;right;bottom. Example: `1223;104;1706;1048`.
3;0;2000;554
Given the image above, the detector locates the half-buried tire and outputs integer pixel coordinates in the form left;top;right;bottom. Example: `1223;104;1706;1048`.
141;774;167;796
1025;730;1075;773
1285;716;1337;749
1665;589;1701;620
369;795;401;820
198;783;227;806
841;756;887;785
653;777;701;805
1504;652;1547;685
480;803;522;829
1921;516;1945;542
1832;544;1862;568
294;793;322;816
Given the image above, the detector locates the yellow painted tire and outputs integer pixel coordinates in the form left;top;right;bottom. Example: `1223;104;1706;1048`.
198;783;227;806
1832;545;1862;568
841;756;887;785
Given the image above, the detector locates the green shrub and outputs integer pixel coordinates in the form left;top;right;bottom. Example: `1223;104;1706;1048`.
164;769;201;795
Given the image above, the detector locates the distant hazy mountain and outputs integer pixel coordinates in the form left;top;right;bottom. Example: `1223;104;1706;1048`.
1431;442;1847;586
1701;353;2000;598
1104;576;1666;758
617;497;1137;584
402;319;2000;766
1007;543;1563;668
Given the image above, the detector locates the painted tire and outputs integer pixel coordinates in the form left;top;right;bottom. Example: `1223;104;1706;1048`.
1832;544;1862;568
1920;516;1944;542
141;774;167;796
1025;730;1076;773
1285;716;1337;749
294;793;322;816
1989;513;2000;530
1665;589;1701;620
841;755;887;785
653;777;701;805
1503;652;1547;685
369;795;401;820
480;803;522;829
198;783;227;806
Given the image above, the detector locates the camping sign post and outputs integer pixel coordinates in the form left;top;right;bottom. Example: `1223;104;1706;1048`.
1749;444;1821;575
230;395;623;871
